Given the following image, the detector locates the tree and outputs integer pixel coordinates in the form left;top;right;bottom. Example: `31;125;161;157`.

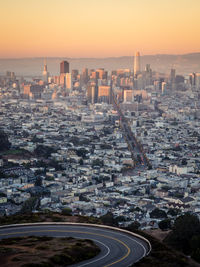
167;208;180;217
92;159;104;167
34;176;43;187
137;155;142;164
61;207;72;216
76;148;87;158
161;185;170;192
49;159;64;171
69;136;79;145
35;169;46;176
79;159;84;165
181;158;187;166
165;213;200;255
22;130;29;138
20;197;39;214
0;130;11;152
135;207;142;212
79;194;90;202
34;145;57;158
115;216;126;224
126;221;141;231
150;208;167;219
100;212;115;226
190;235;200;252
191;248;200;263
31;135;44;143
148;165;152;170
174;192;184;199
100;144;112;150
158;219;171;230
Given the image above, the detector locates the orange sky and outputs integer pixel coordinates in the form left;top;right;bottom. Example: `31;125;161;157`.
1;0;200;58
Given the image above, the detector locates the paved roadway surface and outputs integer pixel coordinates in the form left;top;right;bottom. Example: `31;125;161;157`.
111;91;150;169
0;224;150;267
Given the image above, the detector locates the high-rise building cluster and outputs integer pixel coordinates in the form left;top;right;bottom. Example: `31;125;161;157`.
19;60;73;99
0;71;18;89
2;52;196;102
53;61;71;90
189;72;200;90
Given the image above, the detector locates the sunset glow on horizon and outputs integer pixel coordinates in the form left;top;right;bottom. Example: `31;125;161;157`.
1;0;200;58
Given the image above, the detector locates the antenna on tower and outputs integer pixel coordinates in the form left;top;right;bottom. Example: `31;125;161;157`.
42;58;49;83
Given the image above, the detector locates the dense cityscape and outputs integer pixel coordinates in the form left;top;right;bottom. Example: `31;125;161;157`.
1;0;200;265
0;53;199;232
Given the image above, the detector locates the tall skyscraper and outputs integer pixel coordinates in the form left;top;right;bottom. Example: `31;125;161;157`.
90;71;99;81
72;69;79;80
87;82;98;104
195;73;200;90
124;90;134;102
42;59;49;83
59;73;72;89
98;85;111;103
161;82;167;95
134;52;141;77
65;73;72;90
189;73;196;87
82;68;89;85
145;64;152;86
170;69;176;83
170;68;176;90
96;68;108;80
60;61;69;74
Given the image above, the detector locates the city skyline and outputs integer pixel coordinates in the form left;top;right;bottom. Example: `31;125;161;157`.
1;0;200;58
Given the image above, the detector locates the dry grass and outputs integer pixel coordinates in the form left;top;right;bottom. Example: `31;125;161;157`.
0;236;100;267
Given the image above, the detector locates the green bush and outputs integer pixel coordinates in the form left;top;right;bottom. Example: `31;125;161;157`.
158;219;171;230
61;208;72;216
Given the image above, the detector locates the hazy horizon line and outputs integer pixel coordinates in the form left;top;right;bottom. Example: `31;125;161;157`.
0;52;200;60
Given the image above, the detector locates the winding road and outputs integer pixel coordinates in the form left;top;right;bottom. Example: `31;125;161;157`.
0;223;151;267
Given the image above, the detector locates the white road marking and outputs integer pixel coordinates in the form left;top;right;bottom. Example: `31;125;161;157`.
76;239;110;267
40;225;148;265
80;227;147;260
0;225;147;266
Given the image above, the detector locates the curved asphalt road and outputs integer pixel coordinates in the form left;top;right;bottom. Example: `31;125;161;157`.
0;224;150;267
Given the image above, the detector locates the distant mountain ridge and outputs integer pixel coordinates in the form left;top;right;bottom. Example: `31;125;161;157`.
0;53;200;77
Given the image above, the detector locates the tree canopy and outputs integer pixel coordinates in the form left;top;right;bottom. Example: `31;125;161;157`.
165;213;200;260
150;208;167;219
0;130;11;152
